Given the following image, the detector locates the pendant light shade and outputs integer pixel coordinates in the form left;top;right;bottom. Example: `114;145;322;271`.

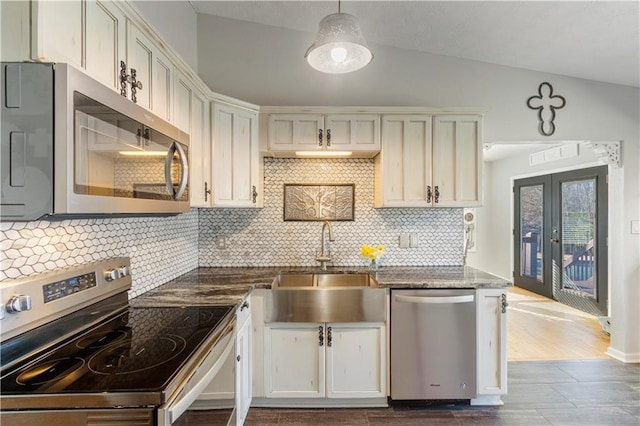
305;12;373;74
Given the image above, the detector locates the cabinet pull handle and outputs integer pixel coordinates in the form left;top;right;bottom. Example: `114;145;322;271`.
318;129;323;147
426;185;432;203
204;182;211;202
136;128;142;146
318;325;324;346
326;129;331;147
237;354;241;362
129;68;143;104
501;293;508;314
434;185;440;204
143;128;150;146
252;186;258;204
119;61;128;97
240;301;249;311
327;326;332;347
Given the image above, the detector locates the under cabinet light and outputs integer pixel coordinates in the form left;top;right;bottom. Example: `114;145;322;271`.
295;151;353;157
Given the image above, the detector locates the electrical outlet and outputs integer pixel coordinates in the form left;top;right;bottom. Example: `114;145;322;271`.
632;220;640;234
215;235;226;249
399;233;410;248
410;234;419;248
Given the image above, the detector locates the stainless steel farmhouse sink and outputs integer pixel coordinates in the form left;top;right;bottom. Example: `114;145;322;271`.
266;272;386;323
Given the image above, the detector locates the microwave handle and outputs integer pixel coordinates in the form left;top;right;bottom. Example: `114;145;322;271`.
164;142;189;200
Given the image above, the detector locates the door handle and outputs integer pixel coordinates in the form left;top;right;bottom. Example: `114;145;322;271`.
550;238;559;244
394;294;475;304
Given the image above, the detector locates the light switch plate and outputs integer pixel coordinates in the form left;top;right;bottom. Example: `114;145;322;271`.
632;220;640;234
410;234;419;248
399;233;410;248
215;235;226;249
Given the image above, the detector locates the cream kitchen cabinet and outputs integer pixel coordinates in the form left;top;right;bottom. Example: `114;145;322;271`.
432;115;483;207
127;23;173;120
2;0;126;92
264;323;386;400
267;114;380;157
374;114;482;207
472;288;508;405
211;103;262;208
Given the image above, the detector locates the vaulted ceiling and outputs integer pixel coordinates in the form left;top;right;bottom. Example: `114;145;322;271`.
191;1;639;88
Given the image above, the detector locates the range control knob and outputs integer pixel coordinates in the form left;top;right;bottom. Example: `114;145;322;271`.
6;295;32;314
117;266;130;278
104;269;118;282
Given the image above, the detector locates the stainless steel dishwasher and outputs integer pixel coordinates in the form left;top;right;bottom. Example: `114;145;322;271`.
390;289;477;400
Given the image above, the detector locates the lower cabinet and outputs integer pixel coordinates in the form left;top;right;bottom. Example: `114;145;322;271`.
474;289;508;403
264;323;386;399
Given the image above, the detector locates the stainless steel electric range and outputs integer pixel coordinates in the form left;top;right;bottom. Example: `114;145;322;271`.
0;258;236;426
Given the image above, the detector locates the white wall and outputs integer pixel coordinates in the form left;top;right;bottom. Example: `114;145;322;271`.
196;14;639;361
131;0;198;71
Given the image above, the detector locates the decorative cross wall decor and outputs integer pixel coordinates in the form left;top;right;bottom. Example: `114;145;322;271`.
527;82;566;136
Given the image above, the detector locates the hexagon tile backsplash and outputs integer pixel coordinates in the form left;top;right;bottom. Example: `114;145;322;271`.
198;158;464;268
1;158;464;296
0;210;198;297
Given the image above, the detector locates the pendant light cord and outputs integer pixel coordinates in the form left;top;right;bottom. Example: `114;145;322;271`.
338;0;341;13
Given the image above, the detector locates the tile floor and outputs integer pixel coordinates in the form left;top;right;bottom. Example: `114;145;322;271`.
180;359;639;425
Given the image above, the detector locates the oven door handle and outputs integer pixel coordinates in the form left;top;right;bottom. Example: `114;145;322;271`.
157;320;235;426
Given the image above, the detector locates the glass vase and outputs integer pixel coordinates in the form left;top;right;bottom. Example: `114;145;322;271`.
369;258;378;271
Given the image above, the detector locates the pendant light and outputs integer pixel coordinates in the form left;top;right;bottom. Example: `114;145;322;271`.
305;0;373;74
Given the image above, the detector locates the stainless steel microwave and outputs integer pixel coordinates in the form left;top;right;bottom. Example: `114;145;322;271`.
1;62;190;221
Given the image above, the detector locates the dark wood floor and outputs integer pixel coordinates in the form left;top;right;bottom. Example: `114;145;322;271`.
180;359;639;425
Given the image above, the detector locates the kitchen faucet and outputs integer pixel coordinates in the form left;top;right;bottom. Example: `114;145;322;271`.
315;220;335;270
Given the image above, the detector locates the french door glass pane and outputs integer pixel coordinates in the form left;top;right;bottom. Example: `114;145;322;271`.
520;185;543;281
561;179;597;298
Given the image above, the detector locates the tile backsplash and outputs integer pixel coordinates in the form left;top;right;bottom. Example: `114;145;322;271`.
199;158;463;267
0;211;198;297
1;158;464;296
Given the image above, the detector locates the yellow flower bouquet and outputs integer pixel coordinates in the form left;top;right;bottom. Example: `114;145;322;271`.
361;244;385;270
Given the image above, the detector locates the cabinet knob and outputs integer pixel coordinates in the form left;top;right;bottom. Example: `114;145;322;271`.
240;301;249;311
237;354;241;362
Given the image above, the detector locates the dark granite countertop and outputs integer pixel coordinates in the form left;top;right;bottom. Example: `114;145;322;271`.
130;266;511;308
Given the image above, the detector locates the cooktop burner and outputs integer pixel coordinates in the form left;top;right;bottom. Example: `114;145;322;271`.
1;305;233;394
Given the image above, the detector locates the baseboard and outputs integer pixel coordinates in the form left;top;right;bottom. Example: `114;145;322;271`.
251;397;388;408
470;395;504;406
606;347;640;363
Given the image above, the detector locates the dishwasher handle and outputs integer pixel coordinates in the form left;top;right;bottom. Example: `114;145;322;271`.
394;294;475;304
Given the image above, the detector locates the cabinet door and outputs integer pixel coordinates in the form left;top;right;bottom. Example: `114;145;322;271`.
374;115;432;207
32;0;83;67
189;90;211;207
264;323;325;398
326;323;386;399
152;48;173;121
268;114;324;152
85;0;126;91
432;115;483;207
325;114;380;152
173;71;192;133
212;104;260;207
235;312;252;425
126;24;153;110
476;289;507;396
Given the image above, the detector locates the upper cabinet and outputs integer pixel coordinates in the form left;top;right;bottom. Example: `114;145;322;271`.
2;0;126;92
432;115;483;207
127;23;174;121
267;113;380;157
211;102;262;208
375;114;483;208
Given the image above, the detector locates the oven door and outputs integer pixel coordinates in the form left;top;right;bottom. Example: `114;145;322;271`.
157;317;236;426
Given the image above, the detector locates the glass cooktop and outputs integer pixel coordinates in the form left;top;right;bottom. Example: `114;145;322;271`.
1;305;233;394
